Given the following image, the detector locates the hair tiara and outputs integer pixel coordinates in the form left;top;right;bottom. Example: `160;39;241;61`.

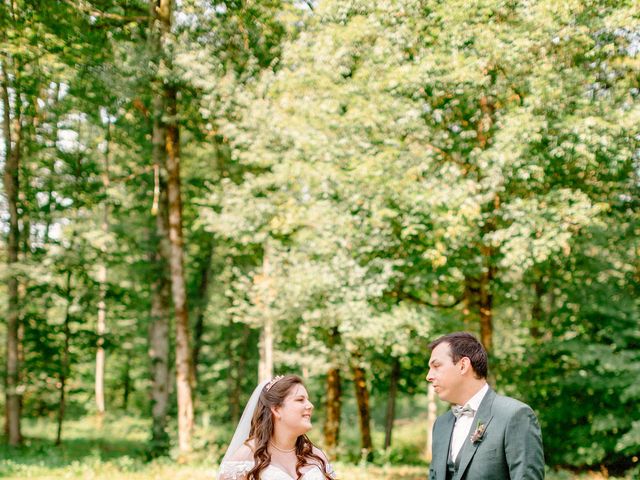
265;375;284;391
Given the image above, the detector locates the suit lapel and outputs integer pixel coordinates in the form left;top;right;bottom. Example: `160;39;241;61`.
435;413;456;480
454;388;496;480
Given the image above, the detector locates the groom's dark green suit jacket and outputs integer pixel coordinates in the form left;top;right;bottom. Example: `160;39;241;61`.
429;388;545;480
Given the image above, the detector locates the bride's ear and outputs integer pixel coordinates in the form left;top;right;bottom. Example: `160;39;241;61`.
270;405;281;420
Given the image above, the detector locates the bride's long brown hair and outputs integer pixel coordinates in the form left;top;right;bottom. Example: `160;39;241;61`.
246;375;332;480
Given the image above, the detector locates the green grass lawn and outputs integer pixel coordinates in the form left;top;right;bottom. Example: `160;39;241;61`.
0;415;631;479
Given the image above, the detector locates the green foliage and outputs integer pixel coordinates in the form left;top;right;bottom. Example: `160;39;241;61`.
1;0;638;474
0;416;634;478
203;0;639;471
499;210;639;469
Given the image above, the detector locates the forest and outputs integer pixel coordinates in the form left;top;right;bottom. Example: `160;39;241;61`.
1;0;639;479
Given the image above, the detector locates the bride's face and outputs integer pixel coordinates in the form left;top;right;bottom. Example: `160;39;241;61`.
274;384;314;435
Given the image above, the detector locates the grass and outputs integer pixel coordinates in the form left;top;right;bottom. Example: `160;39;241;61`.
0;415;633;479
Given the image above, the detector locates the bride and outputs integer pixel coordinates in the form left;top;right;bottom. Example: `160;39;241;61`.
218;374;336;480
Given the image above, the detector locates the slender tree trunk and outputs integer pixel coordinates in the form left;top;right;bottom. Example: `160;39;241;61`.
95;118;112;424
226;322;238;423
460;95;498;351
530;276;545;340
122;357;131;410
20;204;30;255
476;95;494;149
425;384;437;462
463;249;495;353
259;315;274;382
56;270;72;446
43;83;60;244
148;238;172;455
463;276;478;328
149;268;171;454
148;50;172;456
2;60;9;439
478;253;494;353
324;327;341;459
478;192;498;354
151;0;194;455
384;356;400;450
20;92;39;258
351;354;373;460
166;87;194;455
476;95;497;351
94;265;107;418
324;366;341;459
228;323;250;424
191;240;213;383
2;59;22;446
258;239;274;383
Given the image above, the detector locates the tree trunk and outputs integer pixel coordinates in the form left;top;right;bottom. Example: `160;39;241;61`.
461;95;497;352
191;239;213;384
95;118;112;424
324;327;342;460
476;88;497;348
425;384;437;462
258;239;274;383
56;270;72;446
122;356;131;410
151;0;194;455
149;266;171;454
148;237;172;455
463;249;495;354
463;276;478;328
43;83;61;244
166;86;194;456
259;315;274;383
384;356;400;450
324;366;341;460
148;24;172;455
478;254;494;353
351;354;373;460
530;277;545;340
2;59;22;446
95;264;107;419
228;323;251;424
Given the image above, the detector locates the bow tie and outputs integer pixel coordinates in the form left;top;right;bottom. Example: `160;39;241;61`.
452;404;475;419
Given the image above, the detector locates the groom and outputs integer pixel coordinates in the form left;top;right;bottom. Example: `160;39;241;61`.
427;332;544;480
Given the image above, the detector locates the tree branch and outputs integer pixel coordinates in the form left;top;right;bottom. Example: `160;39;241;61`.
63;0;147;23
399;290;464;309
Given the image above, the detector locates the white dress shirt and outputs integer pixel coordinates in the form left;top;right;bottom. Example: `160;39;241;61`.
450;383;489;462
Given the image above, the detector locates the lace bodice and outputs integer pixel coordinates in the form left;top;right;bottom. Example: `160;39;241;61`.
217;461;336;480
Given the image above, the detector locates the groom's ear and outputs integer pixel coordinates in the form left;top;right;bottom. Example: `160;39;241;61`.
459;356;472;374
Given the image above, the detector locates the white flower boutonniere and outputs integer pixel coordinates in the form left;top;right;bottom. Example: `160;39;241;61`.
470;421;486;444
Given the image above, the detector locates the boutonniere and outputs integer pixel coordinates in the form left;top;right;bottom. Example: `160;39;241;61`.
470;421;486;444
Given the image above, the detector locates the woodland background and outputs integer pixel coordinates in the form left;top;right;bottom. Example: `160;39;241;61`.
1;0;639;479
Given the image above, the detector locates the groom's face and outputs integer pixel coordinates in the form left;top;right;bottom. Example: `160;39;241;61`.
427;342;464;404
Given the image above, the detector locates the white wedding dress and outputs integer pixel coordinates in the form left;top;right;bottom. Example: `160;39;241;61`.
218;460;335;480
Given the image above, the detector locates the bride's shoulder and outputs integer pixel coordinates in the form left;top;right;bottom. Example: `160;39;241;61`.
218;460;253;480
228;442;255;462
311;446;329;463
309;446;336;476
218;443;255;480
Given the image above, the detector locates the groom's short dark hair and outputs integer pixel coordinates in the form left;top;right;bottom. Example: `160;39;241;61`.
429;332;488;379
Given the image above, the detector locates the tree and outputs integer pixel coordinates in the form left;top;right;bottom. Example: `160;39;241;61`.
149;0;194;455
205;0;639;468
1;55;23;447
